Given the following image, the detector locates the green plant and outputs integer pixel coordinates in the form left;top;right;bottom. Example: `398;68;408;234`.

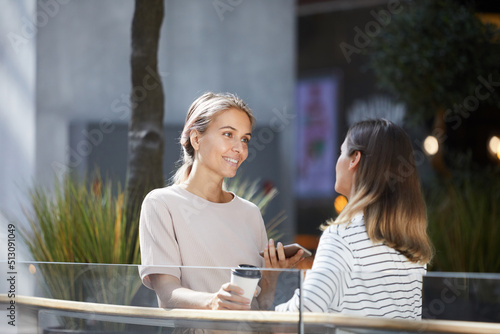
20;175;142;329
225;177;285;241
426;168;500;273
367;0;500;121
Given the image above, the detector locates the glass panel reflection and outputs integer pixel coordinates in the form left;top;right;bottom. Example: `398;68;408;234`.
1;262;500;333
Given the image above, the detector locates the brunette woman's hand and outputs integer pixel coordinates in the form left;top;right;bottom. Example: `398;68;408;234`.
208;282;251;310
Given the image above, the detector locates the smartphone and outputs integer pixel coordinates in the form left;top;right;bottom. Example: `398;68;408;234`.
259;243;312;258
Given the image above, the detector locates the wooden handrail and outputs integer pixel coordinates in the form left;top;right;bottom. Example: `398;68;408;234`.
2;294;500;333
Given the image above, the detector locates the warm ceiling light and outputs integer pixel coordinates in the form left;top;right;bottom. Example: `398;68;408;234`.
423;136;439;156
488;136;500;155
334;195;348;214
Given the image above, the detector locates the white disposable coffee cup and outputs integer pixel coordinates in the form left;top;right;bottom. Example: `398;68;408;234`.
230;264;262;302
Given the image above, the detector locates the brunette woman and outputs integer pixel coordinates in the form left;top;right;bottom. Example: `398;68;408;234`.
276;119;433;319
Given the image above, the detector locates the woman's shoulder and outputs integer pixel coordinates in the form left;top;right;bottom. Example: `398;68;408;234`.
143;184;185;203
324;214;365;234
231;194;261;213
321;215;368;247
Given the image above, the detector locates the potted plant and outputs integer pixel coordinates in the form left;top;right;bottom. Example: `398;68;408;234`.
21;174;142;332
426;166;500;273
423;165;500;323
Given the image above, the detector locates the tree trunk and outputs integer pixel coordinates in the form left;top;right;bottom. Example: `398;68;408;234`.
126;0;164;260
430;108;451;179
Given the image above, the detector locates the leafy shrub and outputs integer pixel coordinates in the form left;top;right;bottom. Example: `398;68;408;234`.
426;169;500;272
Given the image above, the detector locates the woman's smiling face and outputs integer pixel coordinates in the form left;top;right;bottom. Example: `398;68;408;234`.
194;108;252;179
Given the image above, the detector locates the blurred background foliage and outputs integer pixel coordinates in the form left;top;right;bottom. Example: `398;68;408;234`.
368;0;500;122
425;161;500;273
226;177;285;241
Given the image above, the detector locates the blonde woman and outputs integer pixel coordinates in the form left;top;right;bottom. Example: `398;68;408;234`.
276;119;433;319
139;92;302;311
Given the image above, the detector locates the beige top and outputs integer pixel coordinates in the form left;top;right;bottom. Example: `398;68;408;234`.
139;184;267;293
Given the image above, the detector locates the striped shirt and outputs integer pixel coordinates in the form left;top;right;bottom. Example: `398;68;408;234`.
275;214;426;319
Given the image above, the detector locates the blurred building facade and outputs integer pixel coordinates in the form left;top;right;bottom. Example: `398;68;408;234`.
0;0;297;242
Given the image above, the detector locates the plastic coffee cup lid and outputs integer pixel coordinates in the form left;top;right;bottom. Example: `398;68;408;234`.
231;264;262;279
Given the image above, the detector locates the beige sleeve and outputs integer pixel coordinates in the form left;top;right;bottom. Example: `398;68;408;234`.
260;214;268;256
138;194;182;289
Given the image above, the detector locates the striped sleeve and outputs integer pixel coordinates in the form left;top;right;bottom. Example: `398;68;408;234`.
275;228;353;312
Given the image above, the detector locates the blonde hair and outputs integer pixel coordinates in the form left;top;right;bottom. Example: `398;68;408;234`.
172;92;255;185
324;119;433;264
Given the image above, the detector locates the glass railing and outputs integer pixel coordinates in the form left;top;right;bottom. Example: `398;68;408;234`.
422;271;500;323
1;261;500;333
1;262;302;333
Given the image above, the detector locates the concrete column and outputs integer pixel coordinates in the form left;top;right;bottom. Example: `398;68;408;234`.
0;2;38;326
0;0;37;224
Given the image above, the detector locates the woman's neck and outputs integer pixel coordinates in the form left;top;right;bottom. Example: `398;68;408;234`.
181;168;231;203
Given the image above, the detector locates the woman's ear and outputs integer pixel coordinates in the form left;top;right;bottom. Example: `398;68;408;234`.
349;151;361;171
190;130;201;151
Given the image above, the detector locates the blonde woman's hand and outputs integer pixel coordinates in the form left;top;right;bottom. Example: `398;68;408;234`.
208;282;251;310
263;239;304;270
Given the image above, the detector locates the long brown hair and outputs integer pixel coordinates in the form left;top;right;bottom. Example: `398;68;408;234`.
171;92;255;185
325;119;433;264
